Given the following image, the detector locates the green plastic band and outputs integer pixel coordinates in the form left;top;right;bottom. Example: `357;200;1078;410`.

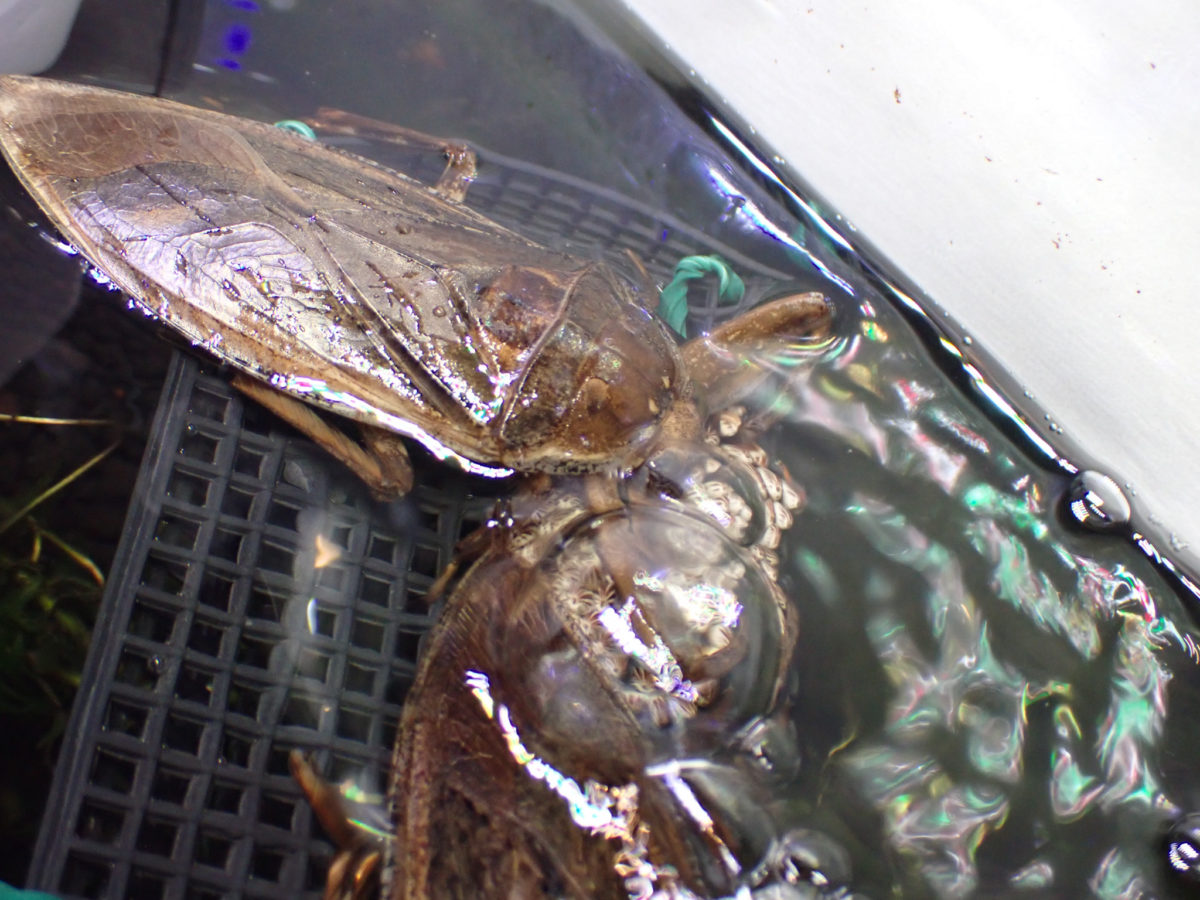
273;119;317;141
657;255;745;338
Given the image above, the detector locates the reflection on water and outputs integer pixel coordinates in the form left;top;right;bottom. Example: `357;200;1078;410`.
380;275;1200;898
764;295;1200;897
238;151;1200;898
25;2;1199;895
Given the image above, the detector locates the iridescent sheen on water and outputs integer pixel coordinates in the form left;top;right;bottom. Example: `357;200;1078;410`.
18;1;1200;894
761;295;1200;898
385;271;1200;898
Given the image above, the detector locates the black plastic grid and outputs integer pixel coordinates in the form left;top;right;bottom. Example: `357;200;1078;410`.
27;146;807;899
32;356;500;899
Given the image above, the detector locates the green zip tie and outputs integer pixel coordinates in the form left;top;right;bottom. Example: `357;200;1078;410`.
274;119;317;140
657;255;745;338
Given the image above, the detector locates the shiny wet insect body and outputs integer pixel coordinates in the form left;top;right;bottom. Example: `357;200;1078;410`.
0;76;839;898
5;76;1200;900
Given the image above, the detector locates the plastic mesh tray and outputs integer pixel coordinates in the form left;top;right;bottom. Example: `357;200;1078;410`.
26;143;800;899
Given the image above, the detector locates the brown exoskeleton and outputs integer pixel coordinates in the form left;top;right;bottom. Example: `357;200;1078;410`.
0;76;684;498
293;296;836;899
0;75;838;898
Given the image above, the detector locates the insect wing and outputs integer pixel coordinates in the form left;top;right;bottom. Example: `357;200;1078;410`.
0;76;613;467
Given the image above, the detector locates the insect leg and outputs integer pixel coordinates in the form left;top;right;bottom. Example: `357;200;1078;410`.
231;375;414;499
360;426;417;497
290;751;382;900
307;108;478;201
431;143;477;203
680;291;833;423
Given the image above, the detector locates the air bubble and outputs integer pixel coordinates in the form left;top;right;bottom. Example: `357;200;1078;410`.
1166;812;1200;884
1064;470;1131;532
735;715;801;781
762;828;851;890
